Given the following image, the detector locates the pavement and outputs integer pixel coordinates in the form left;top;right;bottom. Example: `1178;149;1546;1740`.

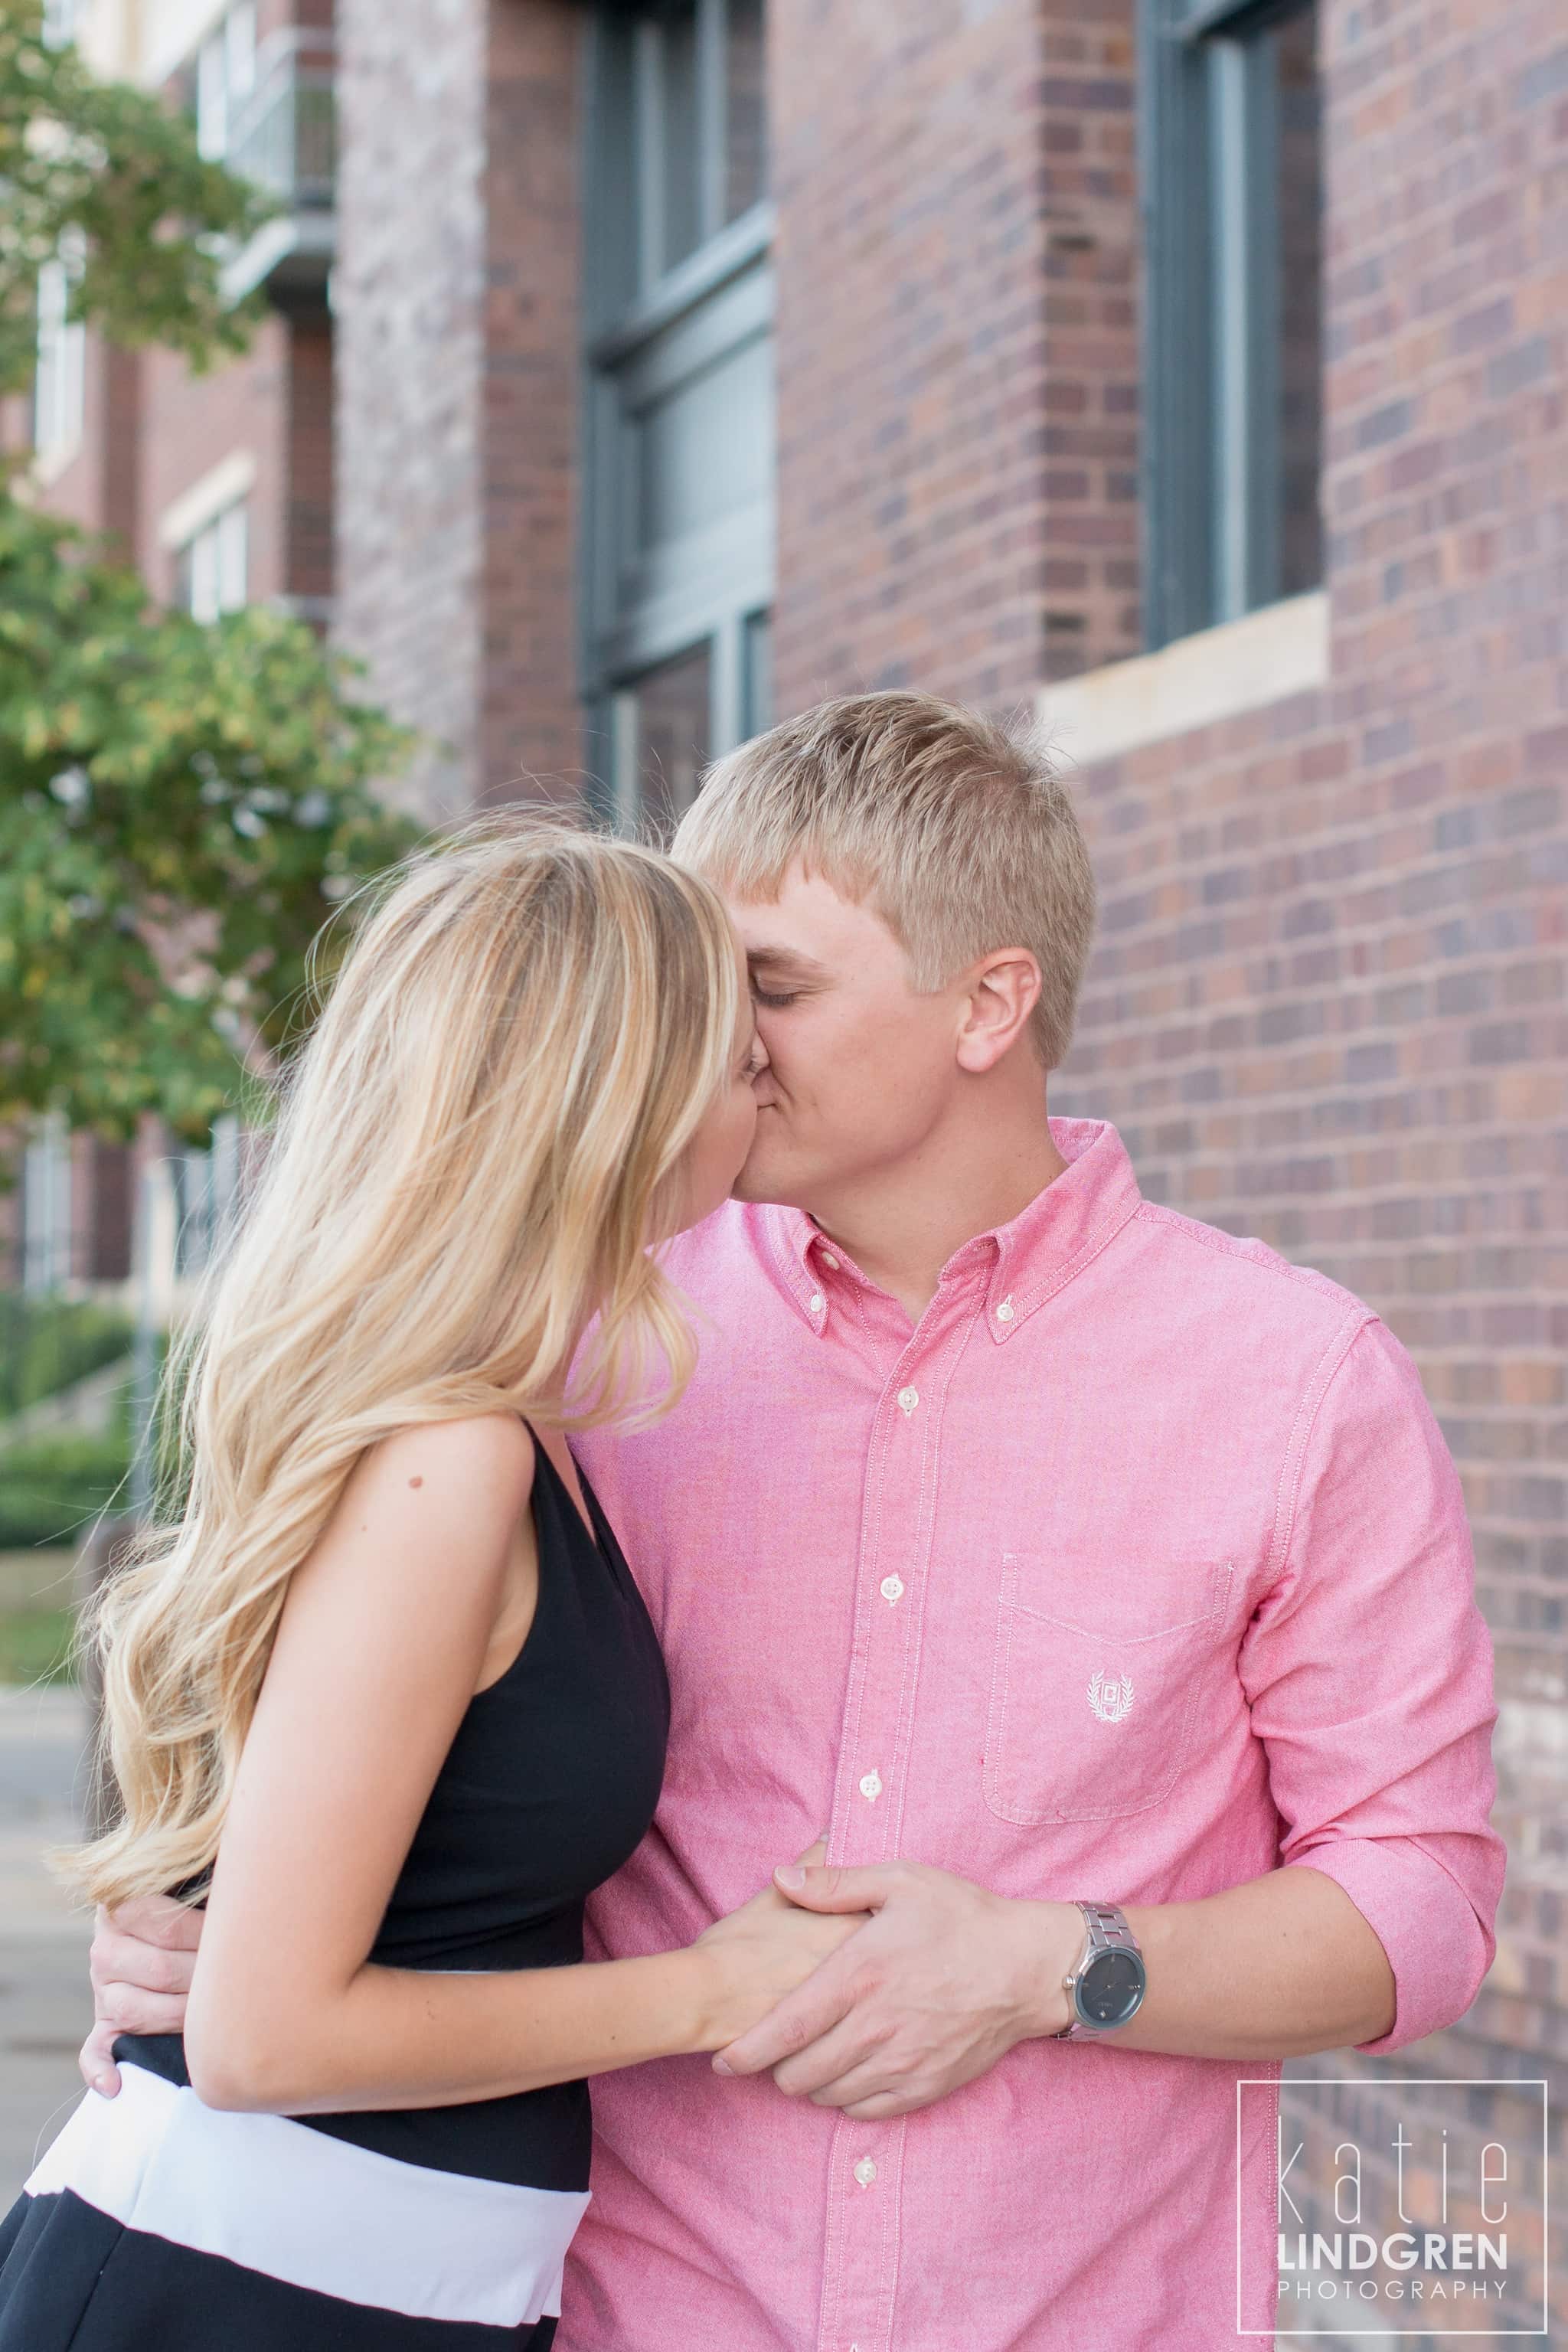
0;1684;94;2204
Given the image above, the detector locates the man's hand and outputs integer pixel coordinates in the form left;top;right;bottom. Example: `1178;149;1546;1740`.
79;1894;203;2094
711;1858;1082;2119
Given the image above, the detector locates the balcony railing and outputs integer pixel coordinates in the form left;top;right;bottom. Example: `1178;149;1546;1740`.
228;37;335;211
220;34;336;303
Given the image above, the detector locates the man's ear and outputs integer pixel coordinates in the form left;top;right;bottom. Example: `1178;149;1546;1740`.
955;949;1043;1073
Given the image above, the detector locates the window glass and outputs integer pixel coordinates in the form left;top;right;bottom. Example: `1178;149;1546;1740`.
21;1117;73;1295
725;0;767;220
225;2;257;106
34;240;86;461
182;504;250;622
635;329;773;556
655;5;701;275
589;5;773;827
196;33;229;157
743;609;772;737
196;5;257;162
627;643;712;835
1274;5;1321;599
217;505;250;613
1140;0;1322;646
623;0;766;292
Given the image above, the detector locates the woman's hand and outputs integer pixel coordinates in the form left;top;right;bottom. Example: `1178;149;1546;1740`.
690;1841;871;2051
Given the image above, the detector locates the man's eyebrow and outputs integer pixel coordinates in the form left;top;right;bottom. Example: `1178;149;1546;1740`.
745;945;831;982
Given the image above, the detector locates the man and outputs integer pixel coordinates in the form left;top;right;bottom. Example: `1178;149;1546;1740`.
85;693;1503;2348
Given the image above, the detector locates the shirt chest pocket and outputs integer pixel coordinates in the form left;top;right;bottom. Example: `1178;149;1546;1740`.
983;1553;1234;1825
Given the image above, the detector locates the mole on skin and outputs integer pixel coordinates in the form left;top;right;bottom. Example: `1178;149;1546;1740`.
409;1477;423;1488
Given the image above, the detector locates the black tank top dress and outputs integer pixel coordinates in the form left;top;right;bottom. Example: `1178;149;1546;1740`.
0;1439;669;2351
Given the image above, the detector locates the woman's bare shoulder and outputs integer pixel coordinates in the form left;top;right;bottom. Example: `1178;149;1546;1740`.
340;1413;537;1538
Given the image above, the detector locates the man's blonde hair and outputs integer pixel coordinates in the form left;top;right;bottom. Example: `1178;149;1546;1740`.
672;691;1096;1069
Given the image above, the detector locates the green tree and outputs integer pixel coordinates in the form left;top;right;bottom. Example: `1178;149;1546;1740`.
0;0;419;1146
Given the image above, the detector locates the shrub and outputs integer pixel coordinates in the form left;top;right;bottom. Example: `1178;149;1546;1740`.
0;1291;132;1421
0;1429;130;1549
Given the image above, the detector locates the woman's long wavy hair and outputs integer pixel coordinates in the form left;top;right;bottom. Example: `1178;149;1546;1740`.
64;815;742;1910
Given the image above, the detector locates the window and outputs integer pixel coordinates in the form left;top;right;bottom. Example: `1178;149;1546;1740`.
195;2;258;160
616;0;768;296
180;503;249;621
615;642;713;833
1138;0;1323;648
21;1117;74;1296
586;1;775;833
170;1118;241;1280
34;236;86;465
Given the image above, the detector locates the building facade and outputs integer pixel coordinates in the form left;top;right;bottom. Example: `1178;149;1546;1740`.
10;0;1566;2330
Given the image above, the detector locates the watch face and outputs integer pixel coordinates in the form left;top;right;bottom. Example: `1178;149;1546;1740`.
1079;1947;1145;2027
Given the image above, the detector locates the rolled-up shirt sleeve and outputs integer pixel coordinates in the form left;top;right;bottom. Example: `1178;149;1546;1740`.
1238;1314;1506;2053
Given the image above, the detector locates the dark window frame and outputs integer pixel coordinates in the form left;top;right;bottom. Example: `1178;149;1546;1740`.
1138;0;1323;649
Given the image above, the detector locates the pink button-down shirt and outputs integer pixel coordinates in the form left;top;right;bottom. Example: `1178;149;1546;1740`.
567;1119;1503;2351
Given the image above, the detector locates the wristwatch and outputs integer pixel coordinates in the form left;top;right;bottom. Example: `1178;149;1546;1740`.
1050;1900;1147;2040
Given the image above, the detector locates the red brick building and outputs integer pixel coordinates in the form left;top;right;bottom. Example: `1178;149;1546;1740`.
12;0;1566;2330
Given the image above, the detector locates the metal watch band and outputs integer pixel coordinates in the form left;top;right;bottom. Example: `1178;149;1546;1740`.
1050;1900;1141;2040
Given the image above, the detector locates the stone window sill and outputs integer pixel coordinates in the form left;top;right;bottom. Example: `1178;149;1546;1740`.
1036;590;1329;769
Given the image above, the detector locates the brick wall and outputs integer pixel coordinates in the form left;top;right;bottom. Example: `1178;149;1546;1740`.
1037;0;1141;680
7;328;142;554
769;0;1139;720
1048;0;1568;2328
136;318;291;604
335;0;580;818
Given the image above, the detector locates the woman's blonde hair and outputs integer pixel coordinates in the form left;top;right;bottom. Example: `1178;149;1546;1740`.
673;690;1096;1069
65;815;740;1910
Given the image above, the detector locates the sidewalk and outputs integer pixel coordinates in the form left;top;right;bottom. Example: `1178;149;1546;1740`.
0;1684;93;2203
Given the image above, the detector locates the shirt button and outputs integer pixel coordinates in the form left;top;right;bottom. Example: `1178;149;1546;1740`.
880;1574;904;1605
995;1296;1015;1323
808;1292;825;1315
858;1769;883;1802
853;2158;877;2187
821;1251;840;1271
897;1385;920;1415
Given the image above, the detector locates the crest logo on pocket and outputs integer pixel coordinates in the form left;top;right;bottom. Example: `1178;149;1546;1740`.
1087;1668;1135;1723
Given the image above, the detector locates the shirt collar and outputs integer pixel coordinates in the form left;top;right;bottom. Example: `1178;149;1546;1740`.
764;1118;1144;1338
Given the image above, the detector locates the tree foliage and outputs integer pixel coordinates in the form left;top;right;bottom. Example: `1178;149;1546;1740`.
0;0;276;397
0;498;417;1140
0;0;422;1148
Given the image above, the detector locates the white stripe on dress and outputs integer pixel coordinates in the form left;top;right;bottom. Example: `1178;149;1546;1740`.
27;2063;589;2328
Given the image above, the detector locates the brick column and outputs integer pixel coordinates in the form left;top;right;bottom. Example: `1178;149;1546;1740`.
335;0;580;818
769;0;1138;719
335;0;487;818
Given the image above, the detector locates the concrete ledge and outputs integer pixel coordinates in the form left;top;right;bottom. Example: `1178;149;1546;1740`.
1037;590;1330;770
139;0;233;90
158;451;256;551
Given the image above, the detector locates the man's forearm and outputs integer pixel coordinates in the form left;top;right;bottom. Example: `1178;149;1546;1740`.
1050;1864;1396;2060
715;1852;1399;2115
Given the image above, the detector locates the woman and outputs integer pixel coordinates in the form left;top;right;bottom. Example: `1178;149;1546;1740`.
0;818;860;2350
